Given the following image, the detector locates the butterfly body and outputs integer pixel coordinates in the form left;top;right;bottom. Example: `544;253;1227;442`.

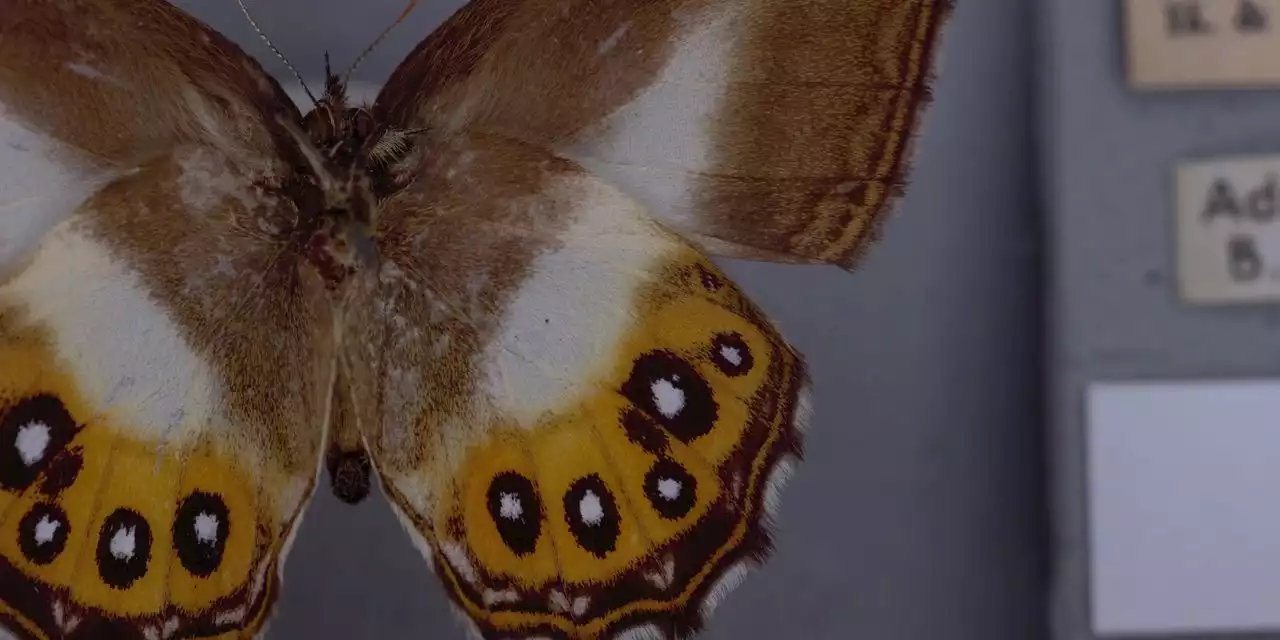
0;0;951;637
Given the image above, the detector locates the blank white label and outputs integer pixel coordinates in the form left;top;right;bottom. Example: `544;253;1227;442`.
1088;379;1280;634
1126;0;1280;88
1175;156;1280;304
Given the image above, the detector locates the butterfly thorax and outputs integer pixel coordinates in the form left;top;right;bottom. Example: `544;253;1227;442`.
289;76;415;290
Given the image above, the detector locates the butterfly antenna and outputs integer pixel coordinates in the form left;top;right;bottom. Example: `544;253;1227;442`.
342;0;419;89
237;0;319;105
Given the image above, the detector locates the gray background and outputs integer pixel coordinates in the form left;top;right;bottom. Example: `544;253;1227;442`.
170;1;1045;638
1043;1;1280;640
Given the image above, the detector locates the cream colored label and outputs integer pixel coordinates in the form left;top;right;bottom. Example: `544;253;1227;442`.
1176;156;1280;304
1126;0;1280;88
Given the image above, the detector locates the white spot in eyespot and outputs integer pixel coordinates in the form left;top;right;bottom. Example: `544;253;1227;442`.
34;515;60;545
651;378;685;418
499;492;523;520
110;526;136;560
15;421;50;466
720;345;743;366
657;478;682;501
194;512;219;544
580;490;604;526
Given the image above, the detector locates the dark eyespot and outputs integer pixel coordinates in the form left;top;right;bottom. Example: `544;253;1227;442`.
621;351;718;443
0;394;77;491
18;503;69;565
563;474;621;558
96;508;152;589
644;459;698;520
709;332;754;377
173;491;231;577
486;472;543;556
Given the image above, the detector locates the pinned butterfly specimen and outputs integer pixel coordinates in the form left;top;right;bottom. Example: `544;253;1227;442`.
0;0;951;637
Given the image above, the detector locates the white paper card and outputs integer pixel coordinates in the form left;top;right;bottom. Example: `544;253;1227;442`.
1088;379;1280;635
1126;0;1280;88
1175;156;1280;304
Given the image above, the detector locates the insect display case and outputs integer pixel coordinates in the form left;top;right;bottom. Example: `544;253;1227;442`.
1048;1;1280;639
0;1;1042;638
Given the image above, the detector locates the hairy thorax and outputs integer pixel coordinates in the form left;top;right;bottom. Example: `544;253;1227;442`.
288;75;417;291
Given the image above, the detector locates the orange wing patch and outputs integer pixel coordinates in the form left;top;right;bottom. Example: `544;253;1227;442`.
397;252;808;638
0;321;291;639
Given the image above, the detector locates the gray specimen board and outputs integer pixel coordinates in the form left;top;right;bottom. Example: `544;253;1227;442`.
161;1;1041;639
1047;1;1280;640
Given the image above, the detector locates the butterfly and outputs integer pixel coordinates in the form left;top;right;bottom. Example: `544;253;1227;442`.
0;0;951;637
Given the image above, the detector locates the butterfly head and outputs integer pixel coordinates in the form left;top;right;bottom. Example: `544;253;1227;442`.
300;72;377;163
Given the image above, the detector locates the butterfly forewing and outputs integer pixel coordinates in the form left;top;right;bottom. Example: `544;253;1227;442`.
375;0;953;268
0;0;312;270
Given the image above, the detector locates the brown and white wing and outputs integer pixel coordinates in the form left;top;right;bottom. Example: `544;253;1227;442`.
0;0;311;274
0;1;332;637
342;130;807;638
375;0;953;267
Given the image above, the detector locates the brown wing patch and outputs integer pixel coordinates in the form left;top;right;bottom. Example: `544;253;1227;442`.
0;0;303;169
694;0;953;267
375;0;679;142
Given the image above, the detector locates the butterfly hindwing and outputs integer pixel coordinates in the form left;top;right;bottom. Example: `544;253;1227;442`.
0;147;334;640
0;1;334;637
340;132;807;638
375;0;953;268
